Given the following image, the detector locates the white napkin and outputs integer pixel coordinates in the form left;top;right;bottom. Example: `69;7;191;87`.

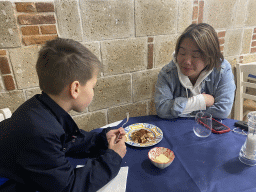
76;165;129;192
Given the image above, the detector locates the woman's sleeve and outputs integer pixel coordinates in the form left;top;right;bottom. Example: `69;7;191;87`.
205;62;236;119
154;69;188;119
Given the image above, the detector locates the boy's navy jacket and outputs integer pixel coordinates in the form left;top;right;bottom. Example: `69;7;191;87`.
0;92;122;192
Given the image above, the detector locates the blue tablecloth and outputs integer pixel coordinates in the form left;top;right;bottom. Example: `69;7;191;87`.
69;115;256;192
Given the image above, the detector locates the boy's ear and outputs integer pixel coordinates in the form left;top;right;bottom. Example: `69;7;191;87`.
70;81;80;99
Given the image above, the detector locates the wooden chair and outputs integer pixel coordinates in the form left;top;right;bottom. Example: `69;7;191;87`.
234;63;256;121
0;113;4;122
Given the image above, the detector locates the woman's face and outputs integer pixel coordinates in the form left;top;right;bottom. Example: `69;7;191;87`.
177;38;206;83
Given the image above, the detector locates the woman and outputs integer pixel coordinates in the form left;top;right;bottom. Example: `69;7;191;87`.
155;23;236;119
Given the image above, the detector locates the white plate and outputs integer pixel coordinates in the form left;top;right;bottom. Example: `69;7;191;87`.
124;123;163;147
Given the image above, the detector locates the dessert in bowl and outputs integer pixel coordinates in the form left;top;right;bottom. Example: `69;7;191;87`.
148;147;175;169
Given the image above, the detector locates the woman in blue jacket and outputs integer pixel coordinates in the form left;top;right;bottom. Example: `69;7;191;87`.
155;23;236;119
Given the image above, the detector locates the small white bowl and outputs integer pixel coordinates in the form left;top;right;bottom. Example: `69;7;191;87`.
148;147;175;169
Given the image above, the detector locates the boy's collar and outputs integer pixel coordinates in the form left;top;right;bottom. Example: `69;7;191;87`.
39;91;69;119
38;91;77;134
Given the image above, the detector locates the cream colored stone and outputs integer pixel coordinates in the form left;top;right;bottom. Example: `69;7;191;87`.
148;99;157;116
82;42;102;77
225;56;239;77
132;69;160;102
0;76;4;92
245;0;256;26
24;87;41;100
242;28;253;54
69;109;88;117
107;101;147;124
178;0;193;33
0;90;26;113
101;38;147;76
0;1;21;48
55;0;83;41
135;0;178;36
242;54;256;64
224;29;243;57
226;56;238;68
204;0;236;29
89;74;132;111
82;42;101;61
233;0;248;28
9;46;40;89
80;0;134;41
72;110;107;131
154;34;178;68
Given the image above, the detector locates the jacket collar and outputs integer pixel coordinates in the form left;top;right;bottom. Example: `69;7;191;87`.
37;91;78;134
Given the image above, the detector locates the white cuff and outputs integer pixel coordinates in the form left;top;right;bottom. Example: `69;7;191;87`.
182;94;206;114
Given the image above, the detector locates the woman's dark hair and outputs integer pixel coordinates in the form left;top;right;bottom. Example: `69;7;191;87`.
174;23;224;70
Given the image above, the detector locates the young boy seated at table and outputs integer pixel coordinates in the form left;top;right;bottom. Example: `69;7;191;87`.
0;38;127;192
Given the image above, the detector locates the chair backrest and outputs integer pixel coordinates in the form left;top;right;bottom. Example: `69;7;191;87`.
234;62;256;120
0;108;12;122
0;113;4;122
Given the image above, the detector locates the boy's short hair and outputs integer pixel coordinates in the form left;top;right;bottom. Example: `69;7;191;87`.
36;38;101;95
174;23;223;71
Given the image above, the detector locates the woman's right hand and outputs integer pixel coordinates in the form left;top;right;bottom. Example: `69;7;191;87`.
203;94;215;107
108;135;127;158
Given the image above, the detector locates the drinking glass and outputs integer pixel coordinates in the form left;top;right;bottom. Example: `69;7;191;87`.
193;112;212;138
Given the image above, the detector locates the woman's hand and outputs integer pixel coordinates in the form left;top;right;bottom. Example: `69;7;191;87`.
203;94;215;107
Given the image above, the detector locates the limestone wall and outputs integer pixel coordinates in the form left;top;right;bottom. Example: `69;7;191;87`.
0;0;256;131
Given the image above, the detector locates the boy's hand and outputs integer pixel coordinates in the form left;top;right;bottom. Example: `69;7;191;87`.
106;127;126;143
108;134;127;158
202;94;214;107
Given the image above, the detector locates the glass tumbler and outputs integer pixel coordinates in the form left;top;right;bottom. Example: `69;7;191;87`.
193;112;212;138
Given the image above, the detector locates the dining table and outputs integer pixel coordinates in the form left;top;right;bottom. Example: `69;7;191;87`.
68;115;256;192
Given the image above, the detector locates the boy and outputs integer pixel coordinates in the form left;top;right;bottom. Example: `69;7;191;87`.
0;38;127;192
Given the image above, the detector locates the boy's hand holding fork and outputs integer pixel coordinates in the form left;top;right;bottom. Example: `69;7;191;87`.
107;128;127;158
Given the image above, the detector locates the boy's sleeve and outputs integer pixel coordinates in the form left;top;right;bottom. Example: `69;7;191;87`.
66;127;113;158
16;127;122;192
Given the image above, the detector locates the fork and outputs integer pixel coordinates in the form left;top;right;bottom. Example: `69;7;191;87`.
115;112;129;143
121;112;130;128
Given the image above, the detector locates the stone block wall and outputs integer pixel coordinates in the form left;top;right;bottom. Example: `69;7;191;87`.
0;0;256;131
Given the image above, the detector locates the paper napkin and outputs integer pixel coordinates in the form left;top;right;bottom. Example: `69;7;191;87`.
97;166;129;192
76;165;129;192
